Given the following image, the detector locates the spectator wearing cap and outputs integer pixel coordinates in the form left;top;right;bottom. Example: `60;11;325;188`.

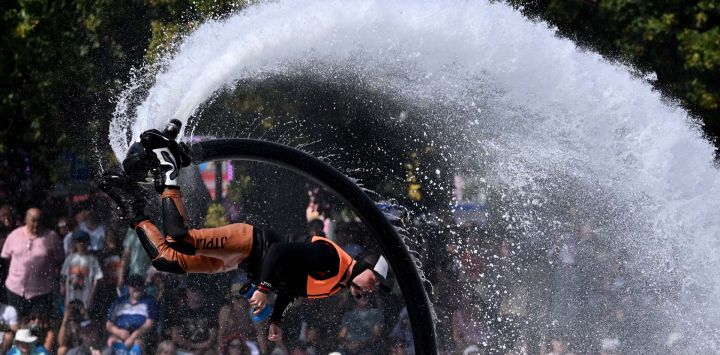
23;307;56;353
60;231;103;312
1;208;64;318
106;275;157;354
217;281;259;354
6;328;50;355
0;301;18;353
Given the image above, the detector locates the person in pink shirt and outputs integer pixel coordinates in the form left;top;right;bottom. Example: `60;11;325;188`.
1;208;65;318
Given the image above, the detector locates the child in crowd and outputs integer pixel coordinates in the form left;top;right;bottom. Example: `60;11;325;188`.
61;231;103;312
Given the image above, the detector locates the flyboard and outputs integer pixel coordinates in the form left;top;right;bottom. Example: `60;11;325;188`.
190;138;438;354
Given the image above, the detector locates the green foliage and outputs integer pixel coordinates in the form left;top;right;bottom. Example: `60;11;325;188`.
2;0;718;207
0;0;247;204
205;202;229;227
507;0;720;146
1;0;155;186
226;161;252;203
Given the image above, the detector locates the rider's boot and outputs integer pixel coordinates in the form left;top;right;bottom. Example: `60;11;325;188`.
99;173;148;226
139;120;191;192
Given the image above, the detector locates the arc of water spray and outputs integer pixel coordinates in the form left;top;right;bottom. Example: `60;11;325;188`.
111;0;720;350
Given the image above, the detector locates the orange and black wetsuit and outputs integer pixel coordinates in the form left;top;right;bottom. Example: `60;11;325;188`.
133;187;354;324
133;188;246;274
257;236;354;323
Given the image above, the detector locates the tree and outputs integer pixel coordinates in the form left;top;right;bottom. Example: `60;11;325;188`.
507;0;720;150
0;0;157;205
0;0;246;207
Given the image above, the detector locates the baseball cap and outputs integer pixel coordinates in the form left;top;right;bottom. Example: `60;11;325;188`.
73;230;91;243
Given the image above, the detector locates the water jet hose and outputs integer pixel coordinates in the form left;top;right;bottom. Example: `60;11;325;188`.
191;139;437;354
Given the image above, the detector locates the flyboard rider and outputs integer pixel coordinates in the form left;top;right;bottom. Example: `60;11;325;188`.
100;120;391;342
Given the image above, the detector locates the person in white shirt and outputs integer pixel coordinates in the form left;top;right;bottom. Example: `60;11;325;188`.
60;231;103;311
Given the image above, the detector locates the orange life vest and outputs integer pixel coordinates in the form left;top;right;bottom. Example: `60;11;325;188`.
306;236;353;299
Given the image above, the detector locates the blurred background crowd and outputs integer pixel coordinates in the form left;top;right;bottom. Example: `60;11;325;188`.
0;164;667;355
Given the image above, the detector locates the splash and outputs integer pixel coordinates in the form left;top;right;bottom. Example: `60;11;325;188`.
111;0;720;351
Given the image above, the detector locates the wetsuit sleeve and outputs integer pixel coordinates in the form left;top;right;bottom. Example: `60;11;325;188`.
259;242;307;290
270;293;295;324
258;241;340;324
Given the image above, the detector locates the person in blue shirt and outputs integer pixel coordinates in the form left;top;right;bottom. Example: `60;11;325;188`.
105;274;157;354
6;329;50;355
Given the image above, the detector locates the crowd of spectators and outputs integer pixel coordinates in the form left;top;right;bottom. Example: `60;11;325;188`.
0;187;416;355
0;180;680;355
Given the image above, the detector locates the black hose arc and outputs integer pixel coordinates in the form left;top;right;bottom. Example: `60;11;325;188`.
192;139;437;354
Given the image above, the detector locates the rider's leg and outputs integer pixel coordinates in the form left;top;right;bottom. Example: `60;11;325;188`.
187;223;255;266
135;220;235;274
158;187;253;265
